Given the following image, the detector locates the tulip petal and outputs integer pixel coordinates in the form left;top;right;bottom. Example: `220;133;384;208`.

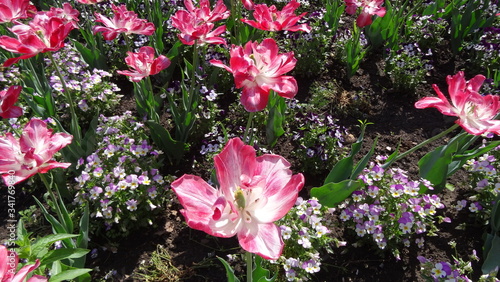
237;222;283;260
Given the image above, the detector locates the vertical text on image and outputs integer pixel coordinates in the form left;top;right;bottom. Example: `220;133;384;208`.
6;170;17;249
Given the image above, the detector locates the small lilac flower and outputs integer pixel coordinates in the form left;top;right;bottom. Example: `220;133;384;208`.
90;186;103;200
93;167;104;177
469;202;482;213
367;185;379;197
126;199;138;211
78;99;89;111
431;262;452;278
416;237;425;248
281;225;292;240
103;206;113;218
138;175;150;185
148;186;158;198
126;174;139;189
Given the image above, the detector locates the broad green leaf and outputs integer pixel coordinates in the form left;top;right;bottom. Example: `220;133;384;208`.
253;255;277;282
217;257;240;282
482;234;500;274
418;141;459;194
146;121;186;164
323;157;353;185
49;268;93;282
311;179;363;207
40;248;89;267
31;233;78;258
351;137;378;180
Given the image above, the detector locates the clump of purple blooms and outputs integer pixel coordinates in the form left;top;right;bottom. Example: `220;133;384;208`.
338;156;449;258
44;44;123;118
417;241;499;281
385;42;434;91
269;197;342;281
73;112;172;237
461;143;500;223
289;99;349;175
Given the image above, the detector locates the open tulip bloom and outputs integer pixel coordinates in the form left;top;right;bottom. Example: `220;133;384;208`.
210;38;298;112
171;137;304;260
183;0;230;24
241;0;311;33
171;0;228;46
345;0;386;27
0;245;47;282
415;71;500;136
0;0;36;24
0;118;73;185
117;46;171;82
0;12;77;67
0;85;23;119
93;4;155;41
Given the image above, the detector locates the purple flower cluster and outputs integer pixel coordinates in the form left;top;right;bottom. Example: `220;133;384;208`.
73;112;171;236
416;246;493;282
339;159;448;257
44;44;122;115
273;197;339;281
462;146;500;222
290;103;349;174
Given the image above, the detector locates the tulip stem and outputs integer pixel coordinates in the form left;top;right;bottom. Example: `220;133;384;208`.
47;52;82;142
243;112;254;144
393;123;460;162
246;252;253;282
39;173;63;223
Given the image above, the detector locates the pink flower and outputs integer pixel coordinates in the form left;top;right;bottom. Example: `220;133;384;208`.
76;0;106;4
241;0;254;10
210;38;298;112
0;13;77;67
0;245;47;282
171;138;304;260
345;0;386;27
415;71;500;136
93;4;156;41
241;0;311;33
0;118;73;185
117;46;171;82
0;85;23;119
171;0;227;46
0;0;36;24
41;2;80;27
183;0;230;23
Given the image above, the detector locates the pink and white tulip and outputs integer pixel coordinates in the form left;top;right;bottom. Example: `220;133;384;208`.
0;12;77;67
76;0;106;4
0;118;73;185
171;138;304;260
415;71;500;136
0;0;36;24
117;46;171;82
0;245;47;282
183;0;230;24
93;4;155;41
171;0;228;46
241;0;311;33
210;38;298;112
345;0;386;27
0;85;23;119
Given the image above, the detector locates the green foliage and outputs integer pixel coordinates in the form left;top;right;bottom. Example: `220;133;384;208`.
14;219;92;281
311;121;375;207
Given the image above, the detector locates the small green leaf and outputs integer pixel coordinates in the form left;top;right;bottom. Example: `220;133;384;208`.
311;179;363;207
323;157;353;185
217;257;240;282
49;268;92;282
40;248;89;267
